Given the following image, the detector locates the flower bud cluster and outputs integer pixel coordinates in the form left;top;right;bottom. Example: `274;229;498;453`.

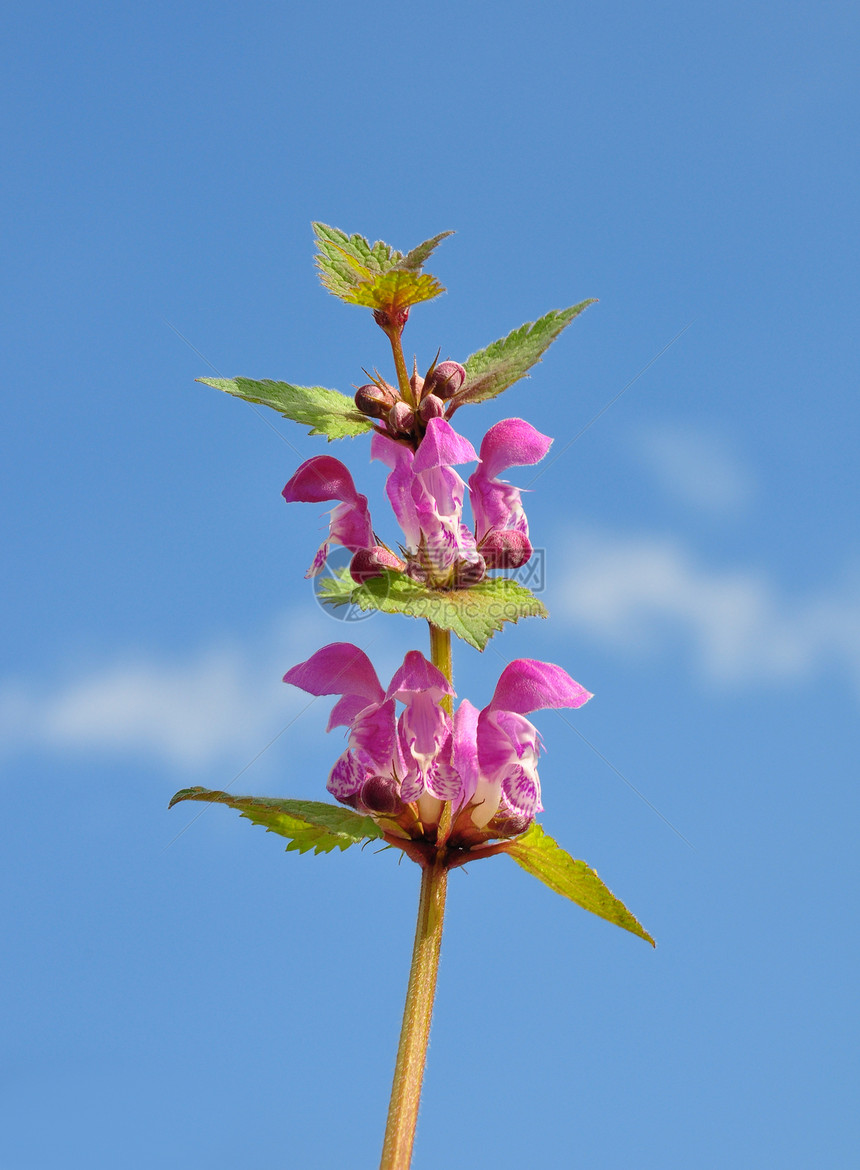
353;358;467;445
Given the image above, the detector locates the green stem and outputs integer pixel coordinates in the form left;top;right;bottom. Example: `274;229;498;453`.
388;327;415;409
379;861;448;1170
428;622;453;715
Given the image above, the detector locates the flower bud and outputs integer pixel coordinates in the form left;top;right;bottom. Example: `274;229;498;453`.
386;401;415;436
426;360;466;400
373;306;410;334
350;545;405;584
405;560;429;584
360;775;405;816
410;358;424;401
480;529;532;570
418;393;445;423
486;805;533;838
354;381;398;419
452;553;486;588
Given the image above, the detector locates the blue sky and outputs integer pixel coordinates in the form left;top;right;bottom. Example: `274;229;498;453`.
2;2;858;1167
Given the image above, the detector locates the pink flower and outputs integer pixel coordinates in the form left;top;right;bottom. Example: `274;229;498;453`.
282;456;401;580
284;643;592;840
283;643;454;825
468;419;552;570
372;417;483;588
455;658;592;831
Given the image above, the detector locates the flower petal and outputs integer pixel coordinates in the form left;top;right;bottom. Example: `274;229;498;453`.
488;659;592;715
475;418;552;481
385;649;454;701
327;750;366;800
350;698;397;771
372;435;422;549
412;417;478;473
468;419;551;543
327;499;375;555
327;692;375;732
451;699;480;807
501;769;542;819
282;456;362;505
283;642;385;703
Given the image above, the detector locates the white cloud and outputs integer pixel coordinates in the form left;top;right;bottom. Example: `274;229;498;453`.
634;425;754;513
5;530;859;778
552;528;860;690
0;609;389;771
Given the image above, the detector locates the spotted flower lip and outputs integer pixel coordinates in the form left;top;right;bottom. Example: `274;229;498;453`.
283;642;592;840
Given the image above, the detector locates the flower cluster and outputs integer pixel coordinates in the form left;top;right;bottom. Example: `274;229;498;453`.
283;410;552;590
279;364;592;849
284;642;592;850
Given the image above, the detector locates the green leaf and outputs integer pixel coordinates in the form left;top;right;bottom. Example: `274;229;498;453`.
313;223;404;294
317;568;547;651
312;223;452;306
504;823;655;945
343;268;445;312
455;301;597;408
169;787;384;855
197;377;374;441
399;231;455;271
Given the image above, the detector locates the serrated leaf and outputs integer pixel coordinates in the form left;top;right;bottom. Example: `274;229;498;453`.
317;568;547;651
169;787;384;855
504;823;655;945
399;231;455;271
198;377;374;441
344;269;445;311
312;223;451;307
313;223;404;287
454;301;597;408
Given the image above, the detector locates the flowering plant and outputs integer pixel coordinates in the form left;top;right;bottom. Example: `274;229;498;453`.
170;226;653;1168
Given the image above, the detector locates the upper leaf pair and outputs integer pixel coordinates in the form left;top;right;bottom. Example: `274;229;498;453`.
198;301;593;441
198;223;594;440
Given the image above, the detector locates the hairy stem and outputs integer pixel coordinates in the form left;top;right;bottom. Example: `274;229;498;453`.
388;328;415;409
379;860;448;1170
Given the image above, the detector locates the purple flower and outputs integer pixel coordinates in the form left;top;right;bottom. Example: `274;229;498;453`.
455;658;592;831
282;456;402;580
468;419;552;569
283;643;455;826
372;416;483;588
284;642;592;842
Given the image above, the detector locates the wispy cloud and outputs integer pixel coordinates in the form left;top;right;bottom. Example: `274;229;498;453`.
633;424;754;513
551;527;860;690
5;532;859;779
0;610;380;771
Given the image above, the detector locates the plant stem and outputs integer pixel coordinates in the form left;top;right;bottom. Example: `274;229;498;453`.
378;622;454;1168
429;622;454;843
428;622;453;715
387;327;415;409
379;860;448;1170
